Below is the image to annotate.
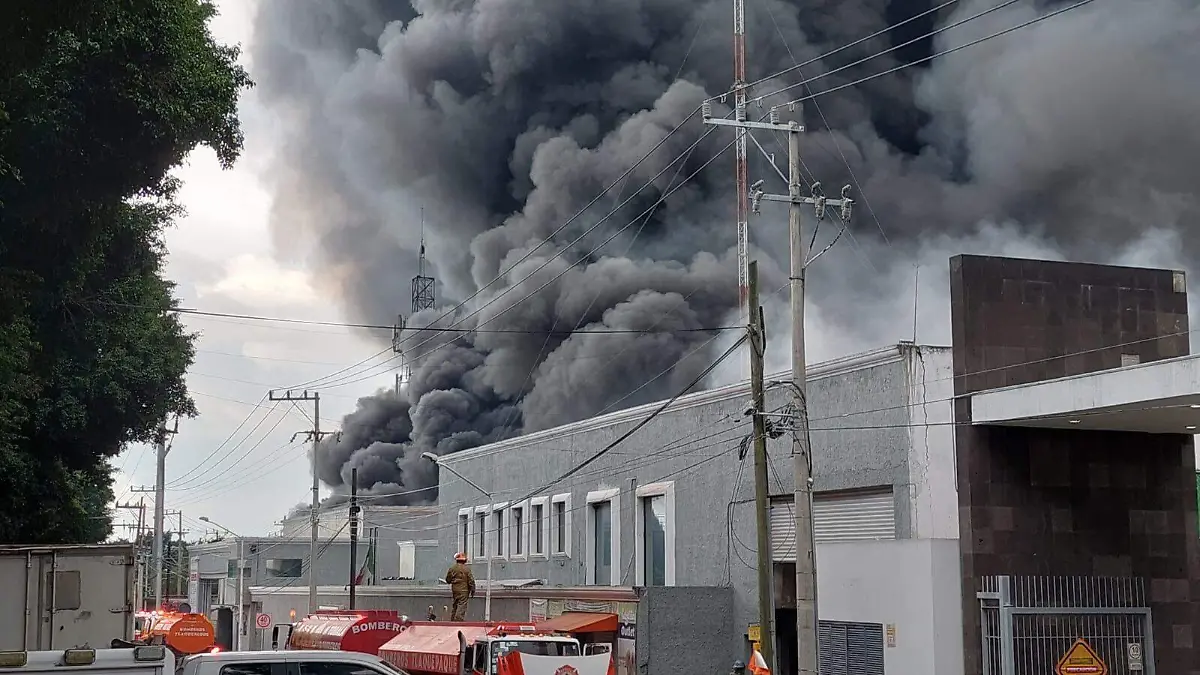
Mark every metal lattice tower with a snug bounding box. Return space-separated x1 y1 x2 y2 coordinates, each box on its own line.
411 208 435 314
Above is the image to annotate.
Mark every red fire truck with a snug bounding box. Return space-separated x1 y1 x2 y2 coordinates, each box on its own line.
377 621 612 675
286 611 407 655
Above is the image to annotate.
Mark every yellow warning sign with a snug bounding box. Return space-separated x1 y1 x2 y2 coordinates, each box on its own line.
1056 639 1108 675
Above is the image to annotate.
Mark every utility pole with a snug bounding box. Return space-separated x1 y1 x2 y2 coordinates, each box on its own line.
165 510 186 597
270 389 333 615
348 468 359 610
747 260 774 667
136 498 146 611
133 417 178 610
706 106 854 675
732 0 750 319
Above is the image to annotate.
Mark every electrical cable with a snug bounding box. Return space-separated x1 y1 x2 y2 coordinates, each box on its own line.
112 304 740 335
705 0 967 103
165 396 273 486
167 405 288 489
777 0 1101 108
320 127 738 391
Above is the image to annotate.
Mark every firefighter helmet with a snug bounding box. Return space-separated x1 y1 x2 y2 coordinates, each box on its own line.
454 552 467 562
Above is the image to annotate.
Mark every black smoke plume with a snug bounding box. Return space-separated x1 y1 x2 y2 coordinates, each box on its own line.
249 0 1200 505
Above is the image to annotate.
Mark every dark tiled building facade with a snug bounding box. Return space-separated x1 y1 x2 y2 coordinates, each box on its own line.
949 255 1200 674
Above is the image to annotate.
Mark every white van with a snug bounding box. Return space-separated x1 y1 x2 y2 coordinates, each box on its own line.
177 650 406 675
0 647 174 675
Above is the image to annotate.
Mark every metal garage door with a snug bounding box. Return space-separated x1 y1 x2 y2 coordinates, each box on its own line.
770 488 895 561
819 620 885 675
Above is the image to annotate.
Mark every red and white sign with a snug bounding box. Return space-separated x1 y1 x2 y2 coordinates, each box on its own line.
288 610 407 654
256 613 273 630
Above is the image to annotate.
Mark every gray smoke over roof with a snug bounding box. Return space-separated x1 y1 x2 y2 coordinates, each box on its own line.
249 0 1200 505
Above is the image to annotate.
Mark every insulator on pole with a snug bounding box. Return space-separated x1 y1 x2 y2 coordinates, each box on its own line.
702 101 713 119
769 107 780 125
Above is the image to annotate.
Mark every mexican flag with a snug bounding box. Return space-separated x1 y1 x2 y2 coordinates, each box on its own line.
354 533 376 585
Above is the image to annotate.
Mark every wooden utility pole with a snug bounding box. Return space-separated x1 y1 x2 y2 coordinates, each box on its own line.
269 389 335 615
747 260 774 666
348 468 359 609
713 101 855 674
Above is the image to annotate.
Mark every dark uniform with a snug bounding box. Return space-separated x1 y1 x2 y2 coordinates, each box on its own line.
445 561 476 621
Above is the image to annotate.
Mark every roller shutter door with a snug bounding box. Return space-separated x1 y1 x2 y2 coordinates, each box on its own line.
770 488 895 562
818 620 885 675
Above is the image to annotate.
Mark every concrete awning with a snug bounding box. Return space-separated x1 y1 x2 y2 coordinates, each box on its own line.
970 354 1200 433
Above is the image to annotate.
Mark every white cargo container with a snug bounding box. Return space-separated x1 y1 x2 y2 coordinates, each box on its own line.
0 545 137 650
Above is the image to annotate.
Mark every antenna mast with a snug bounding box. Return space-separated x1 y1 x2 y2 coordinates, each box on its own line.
733 0 749 319
411 207 435 314
396 208 437 393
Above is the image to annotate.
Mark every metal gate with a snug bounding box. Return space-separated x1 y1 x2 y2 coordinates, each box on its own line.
978 576 1154 675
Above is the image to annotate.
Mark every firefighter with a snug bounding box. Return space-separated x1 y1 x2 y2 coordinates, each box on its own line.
445 552 476 621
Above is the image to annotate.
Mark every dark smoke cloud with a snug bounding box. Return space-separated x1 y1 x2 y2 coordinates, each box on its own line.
248 0 1200 505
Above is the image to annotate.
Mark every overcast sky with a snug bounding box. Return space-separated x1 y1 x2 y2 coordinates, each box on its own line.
109 0 400 540
107 0 1200 541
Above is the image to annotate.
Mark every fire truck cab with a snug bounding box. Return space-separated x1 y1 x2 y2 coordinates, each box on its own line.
379 621 611 675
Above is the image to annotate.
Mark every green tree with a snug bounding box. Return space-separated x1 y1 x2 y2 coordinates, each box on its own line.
0 0 252 543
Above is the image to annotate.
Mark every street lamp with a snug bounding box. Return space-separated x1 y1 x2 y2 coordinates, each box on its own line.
421 452 494 622
200 516 244 650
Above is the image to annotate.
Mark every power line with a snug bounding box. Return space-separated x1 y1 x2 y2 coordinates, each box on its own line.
114 304 740 335
705 0 967 103
777 0 1101 108
319 129 738 391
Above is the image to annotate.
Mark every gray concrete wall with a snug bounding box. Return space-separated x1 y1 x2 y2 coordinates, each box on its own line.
635 586 733 675
434 345 918 666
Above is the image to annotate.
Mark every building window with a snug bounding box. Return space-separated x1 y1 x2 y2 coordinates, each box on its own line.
585 488 621 586
265 559 302 578
475 507 489 559
457 508 471 555
551 493 572 557
635 482 676 586
227 560 252 579
530 496 549 558
492 502 508 559
509 502 526 559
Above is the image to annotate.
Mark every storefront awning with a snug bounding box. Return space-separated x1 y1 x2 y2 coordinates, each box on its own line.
537 612 618 633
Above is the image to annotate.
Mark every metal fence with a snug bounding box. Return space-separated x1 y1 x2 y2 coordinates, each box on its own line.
978 576 1153 675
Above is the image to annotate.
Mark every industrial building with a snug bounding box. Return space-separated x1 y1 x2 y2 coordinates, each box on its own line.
248 255 1200 675
255 342 962 673
188 506 438 624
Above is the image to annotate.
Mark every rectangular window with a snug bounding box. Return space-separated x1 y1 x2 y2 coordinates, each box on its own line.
642 495 666 585
492 506 506 558
475 510 488 559
635 482 675 586
531 498 548 557
510 503 525 557
551 494 572 557
227 560 252 578
593 501 612 585
265 559 302 578
585 488 620 586
457 509 471 556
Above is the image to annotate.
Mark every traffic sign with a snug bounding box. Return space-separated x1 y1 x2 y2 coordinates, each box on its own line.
256 613 273 630
1056 639 1108 675
1127 643 1143 672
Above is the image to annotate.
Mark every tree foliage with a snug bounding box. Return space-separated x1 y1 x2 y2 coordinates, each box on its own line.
0 0 252 543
